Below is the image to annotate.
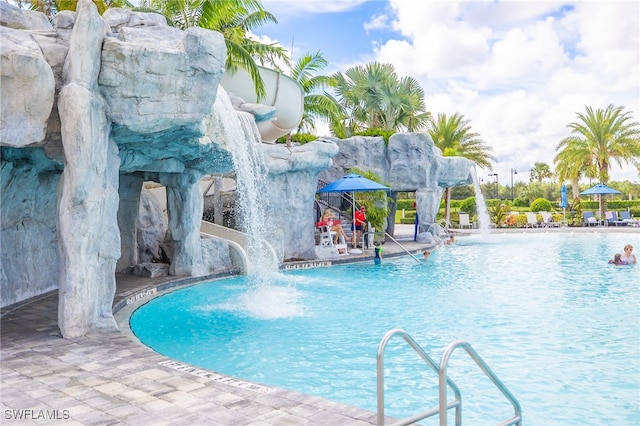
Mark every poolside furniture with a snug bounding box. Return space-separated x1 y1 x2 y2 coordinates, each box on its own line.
459 213 473 229
316 220 348 254
583 211 600 227
540 211 560 227
604 211 624 226
525 212 540 228
316 220 336 246
620 211 640 227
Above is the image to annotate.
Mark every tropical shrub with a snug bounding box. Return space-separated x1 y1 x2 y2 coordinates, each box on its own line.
530 198 552 212
512 197 529 207
353 128 395 144
276 133 318 144
348 167 390 235
488 202 511 226
396 199 415 210
459 196 477 214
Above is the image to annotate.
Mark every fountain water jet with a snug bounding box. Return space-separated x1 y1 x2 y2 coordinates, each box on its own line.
471 168 491 233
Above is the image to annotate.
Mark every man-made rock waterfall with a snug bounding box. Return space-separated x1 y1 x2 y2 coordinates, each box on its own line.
1 1 477 338
1 1 233 336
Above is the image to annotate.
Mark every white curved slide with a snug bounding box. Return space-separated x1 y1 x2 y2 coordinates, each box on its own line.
220 66 304 143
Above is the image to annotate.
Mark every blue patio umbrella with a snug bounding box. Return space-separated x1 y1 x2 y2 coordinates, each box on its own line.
560 185 568 224
317 174 390 241
579 183 621 196
317 173 390 193
560 185 568 209
579 183 621 219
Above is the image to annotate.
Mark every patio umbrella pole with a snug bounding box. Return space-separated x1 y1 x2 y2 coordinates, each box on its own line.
351 191 356 247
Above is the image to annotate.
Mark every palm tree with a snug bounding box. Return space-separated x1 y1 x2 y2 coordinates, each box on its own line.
555 104 640 184
427 113 495 226
286 50 342 145
329 62 430 137
554 151 597 198
555 104 640 216
150 0 289 100
529 162 553 184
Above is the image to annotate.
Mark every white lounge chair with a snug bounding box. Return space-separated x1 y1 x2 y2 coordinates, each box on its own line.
540 211 560 227
525 212 540 228
459 213 473 229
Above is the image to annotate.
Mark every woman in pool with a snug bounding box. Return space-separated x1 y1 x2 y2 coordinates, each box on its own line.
620 244 636 264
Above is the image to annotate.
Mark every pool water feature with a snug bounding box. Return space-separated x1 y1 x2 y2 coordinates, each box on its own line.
130 233 639 425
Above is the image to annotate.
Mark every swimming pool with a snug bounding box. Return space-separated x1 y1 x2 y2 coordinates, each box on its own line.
130 232 639 425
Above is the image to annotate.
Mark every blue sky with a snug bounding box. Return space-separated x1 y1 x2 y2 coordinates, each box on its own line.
257 0 640 184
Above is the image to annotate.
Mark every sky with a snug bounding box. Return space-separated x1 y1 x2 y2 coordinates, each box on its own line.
256 0 640 185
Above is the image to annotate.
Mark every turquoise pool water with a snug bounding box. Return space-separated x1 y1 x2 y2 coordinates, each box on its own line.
130 233 639 425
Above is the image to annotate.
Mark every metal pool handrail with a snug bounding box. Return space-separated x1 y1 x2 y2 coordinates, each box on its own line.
384 232 422 263
376 328 461 426
377 329 522 426
439 340 522 426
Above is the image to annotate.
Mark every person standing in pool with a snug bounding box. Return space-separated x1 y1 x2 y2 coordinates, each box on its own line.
374 245 383 265
620 244 636 264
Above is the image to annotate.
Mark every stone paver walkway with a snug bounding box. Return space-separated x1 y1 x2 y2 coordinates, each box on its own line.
2 231 434 425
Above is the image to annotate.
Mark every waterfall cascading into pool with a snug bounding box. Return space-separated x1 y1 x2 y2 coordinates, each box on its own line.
471 167 491 233
212 89 278 274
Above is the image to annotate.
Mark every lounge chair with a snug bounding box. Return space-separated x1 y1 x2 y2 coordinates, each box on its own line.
604 211 623 226
582 211 599 227
540 211 560 227
525 212 540 228
459 213 473 229
620 211 640 227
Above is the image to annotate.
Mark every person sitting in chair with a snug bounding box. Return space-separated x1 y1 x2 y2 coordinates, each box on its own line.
322 209 347 245
352 206 367 247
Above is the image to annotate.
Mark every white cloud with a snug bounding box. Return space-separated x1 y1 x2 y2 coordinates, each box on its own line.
374 0 640 182
364 13 390 32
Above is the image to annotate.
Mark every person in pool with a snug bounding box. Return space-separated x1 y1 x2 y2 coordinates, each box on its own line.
608 253 624 265
620 244 636 264
374 244 383 265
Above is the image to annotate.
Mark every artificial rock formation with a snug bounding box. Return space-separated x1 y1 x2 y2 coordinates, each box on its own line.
0 1 475 338
318 133 475 233
0 1 234 337
262 140 339 261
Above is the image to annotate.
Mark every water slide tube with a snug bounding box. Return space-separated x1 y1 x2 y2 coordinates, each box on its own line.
200 220 278 275
220 65 304 143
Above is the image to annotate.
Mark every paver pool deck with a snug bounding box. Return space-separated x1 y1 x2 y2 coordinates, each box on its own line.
2 225 637 425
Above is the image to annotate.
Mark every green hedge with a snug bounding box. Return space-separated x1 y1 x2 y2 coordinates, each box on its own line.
393 198 640 224
397 199 416 210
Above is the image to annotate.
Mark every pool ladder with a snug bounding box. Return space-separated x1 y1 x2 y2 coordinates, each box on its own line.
377 328 522 426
